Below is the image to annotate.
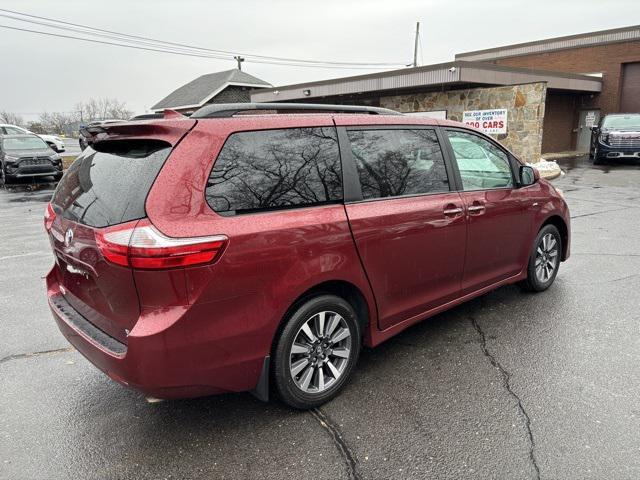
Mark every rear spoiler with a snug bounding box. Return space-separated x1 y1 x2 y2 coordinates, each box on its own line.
80 115 196 149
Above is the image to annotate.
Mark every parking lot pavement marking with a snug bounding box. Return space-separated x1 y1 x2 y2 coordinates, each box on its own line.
0 347 73 366
0 251 50 262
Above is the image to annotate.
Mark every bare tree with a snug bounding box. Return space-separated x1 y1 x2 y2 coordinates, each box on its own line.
74 98 133 122
0 111 24 126
26 122 46 134
36 97 133 135
39 111 76 135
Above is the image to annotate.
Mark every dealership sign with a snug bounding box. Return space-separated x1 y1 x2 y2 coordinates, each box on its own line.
462 109 508 134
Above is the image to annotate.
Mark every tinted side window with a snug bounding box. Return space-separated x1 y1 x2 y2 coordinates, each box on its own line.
347 129 449 200
447 130 513 190
206 127 342 215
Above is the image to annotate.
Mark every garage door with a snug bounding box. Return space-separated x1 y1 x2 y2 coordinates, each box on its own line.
621 62 640 113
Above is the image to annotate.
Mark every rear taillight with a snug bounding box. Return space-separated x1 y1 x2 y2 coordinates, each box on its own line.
95 219 227 270
44 203 56 232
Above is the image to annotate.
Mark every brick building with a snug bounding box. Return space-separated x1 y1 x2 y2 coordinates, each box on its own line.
456 25 640 153
253 25 640 161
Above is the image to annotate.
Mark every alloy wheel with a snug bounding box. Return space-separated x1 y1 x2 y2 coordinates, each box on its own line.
535 233 559 283
289 310 352 394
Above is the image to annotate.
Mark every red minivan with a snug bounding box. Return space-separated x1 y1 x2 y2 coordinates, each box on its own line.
45 103 570 409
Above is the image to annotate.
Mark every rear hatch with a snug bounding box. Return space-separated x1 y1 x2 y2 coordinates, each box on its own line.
48 120 194 343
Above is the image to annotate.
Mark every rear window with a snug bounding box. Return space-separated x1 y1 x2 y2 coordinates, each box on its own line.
205 127 342 215
51 140 170 228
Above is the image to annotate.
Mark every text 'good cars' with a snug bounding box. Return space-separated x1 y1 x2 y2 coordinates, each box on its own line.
1 134 63 184
44 103 570 409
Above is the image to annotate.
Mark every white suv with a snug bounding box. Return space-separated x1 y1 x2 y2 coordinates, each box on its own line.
0 124 65 152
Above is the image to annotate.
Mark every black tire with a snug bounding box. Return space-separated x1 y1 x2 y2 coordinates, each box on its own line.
593 146 605 165
0 164 12 186
519 224 562 292
273 294 361 409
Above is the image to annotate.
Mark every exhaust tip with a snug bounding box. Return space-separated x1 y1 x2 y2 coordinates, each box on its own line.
145 396 164 404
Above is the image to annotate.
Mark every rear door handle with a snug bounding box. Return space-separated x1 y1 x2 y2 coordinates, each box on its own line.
468 203 486 215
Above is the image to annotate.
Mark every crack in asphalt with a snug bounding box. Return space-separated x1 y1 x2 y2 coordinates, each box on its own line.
570 206 635 219
310 407 361 480
0 347 73 365
470 315 541 480
564 196 640 209
572 253 640 258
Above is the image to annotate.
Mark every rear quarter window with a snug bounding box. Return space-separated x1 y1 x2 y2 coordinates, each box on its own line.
52 140 170 228
205 127 342 215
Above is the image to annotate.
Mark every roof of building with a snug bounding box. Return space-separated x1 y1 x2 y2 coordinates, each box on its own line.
456 24 640 62
250 61 602 103
152 69 271 111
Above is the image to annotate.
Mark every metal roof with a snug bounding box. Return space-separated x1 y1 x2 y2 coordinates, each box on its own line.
151 69 271 110
456 24 640 62
250 61 602 103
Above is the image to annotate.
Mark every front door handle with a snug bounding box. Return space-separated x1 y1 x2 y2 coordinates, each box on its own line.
443 204 463 217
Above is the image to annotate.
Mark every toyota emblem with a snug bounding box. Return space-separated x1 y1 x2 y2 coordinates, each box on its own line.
64 228 74 247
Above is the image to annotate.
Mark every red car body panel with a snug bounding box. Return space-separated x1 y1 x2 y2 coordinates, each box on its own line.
48 219 139 344
345 192 466 330
46 113 571 399
458 188 535 294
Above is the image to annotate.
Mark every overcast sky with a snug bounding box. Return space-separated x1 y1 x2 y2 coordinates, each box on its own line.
1 0 639 121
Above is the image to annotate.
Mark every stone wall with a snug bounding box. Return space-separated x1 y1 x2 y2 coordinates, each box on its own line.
380 82 548 163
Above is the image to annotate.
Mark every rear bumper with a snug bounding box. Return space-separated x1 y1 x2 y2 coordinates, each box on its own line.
46 269 264 399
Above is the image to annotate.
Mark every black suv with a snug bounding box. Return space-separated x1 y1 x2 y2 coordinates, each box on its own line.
0 134 63 184
590 113 640 164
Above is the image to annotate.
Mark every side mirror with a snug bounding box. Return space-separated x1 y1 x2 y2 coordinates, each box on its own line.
590 125 599 133
519 165 538 186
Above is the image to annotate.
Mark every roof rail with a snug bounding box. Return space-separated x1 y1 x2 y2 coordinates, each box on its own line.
190 102 400 118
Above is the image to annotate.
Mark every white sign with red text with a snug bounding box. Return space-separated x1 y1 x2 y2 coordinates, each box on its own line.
462 109 508 134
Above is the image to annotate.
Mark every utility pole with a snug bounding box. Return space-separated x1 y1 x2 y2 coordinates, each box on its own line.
234 56 245 70
412 22 420 68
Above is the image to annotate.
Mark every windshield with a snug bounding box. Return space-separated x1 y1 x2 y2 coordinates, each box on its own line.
2 136 48 151
602 115 640 129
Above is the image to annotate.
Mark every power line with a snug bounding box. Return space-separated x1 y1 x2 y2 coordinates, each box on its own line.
0 23 405 70
0 8 408 68
0 12 233 59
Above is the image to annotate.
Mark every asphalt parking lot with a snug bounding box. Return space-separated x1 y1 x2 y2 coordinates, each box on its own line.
1 156 639 480
61 142 82 157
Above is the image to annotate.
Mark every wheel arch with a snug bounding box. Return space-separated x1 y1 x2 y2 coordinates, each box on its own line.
540 215 569 261
271 280 372 354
